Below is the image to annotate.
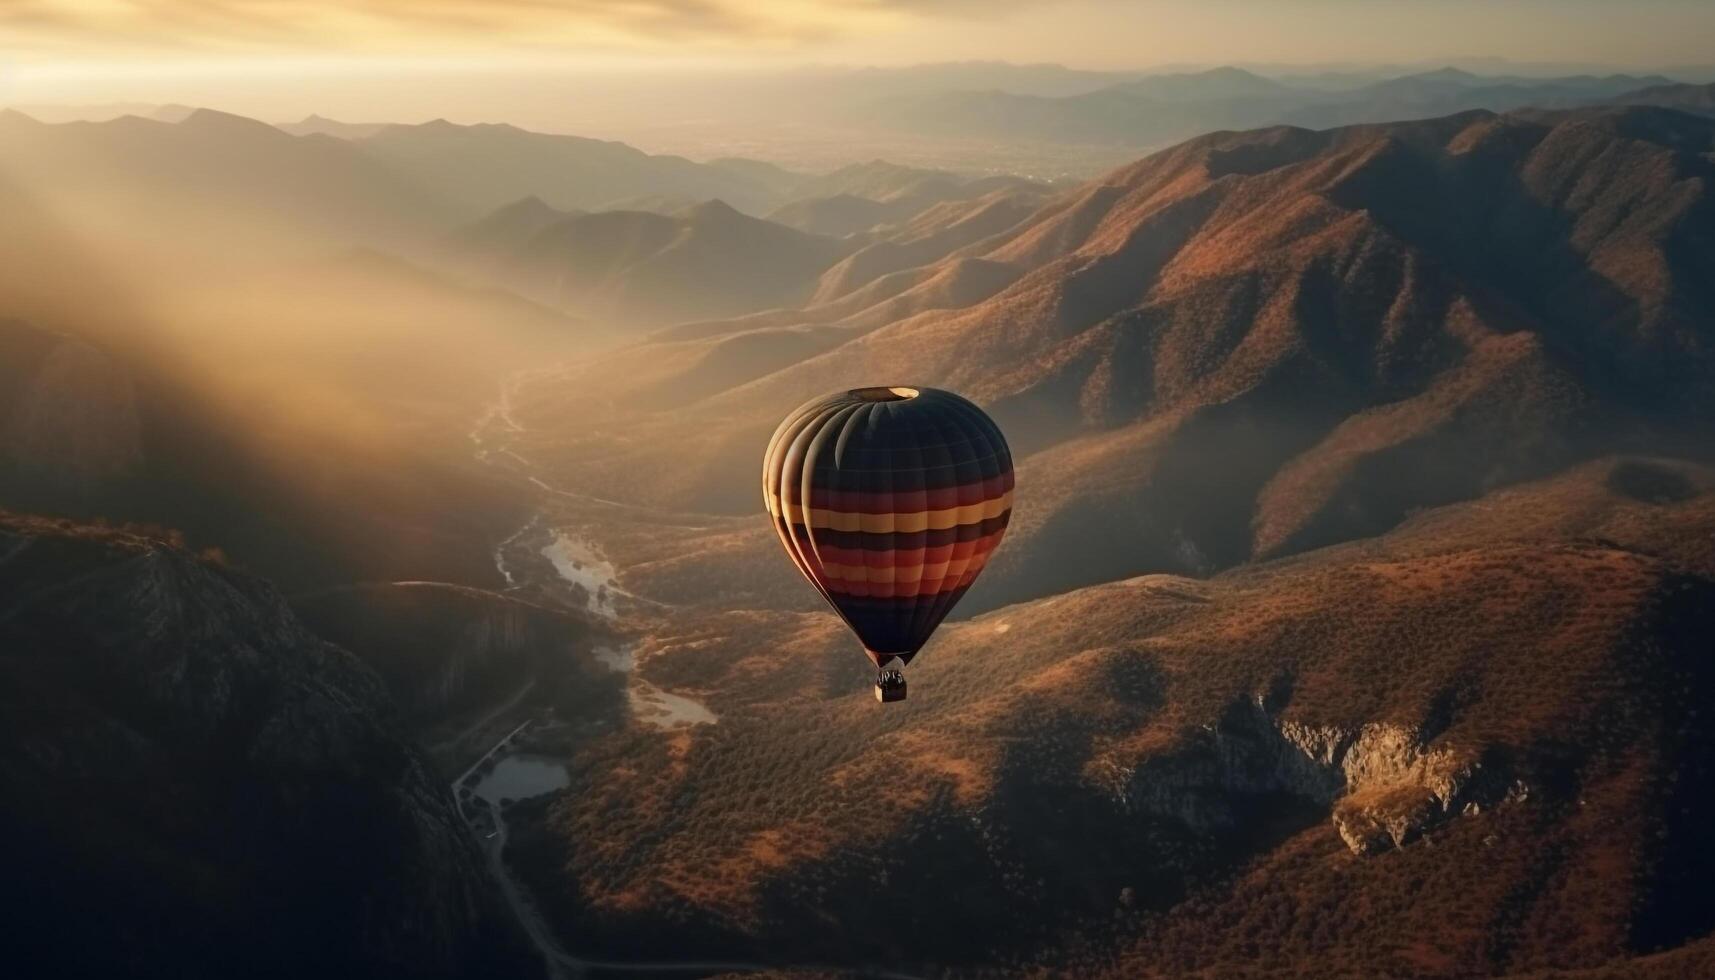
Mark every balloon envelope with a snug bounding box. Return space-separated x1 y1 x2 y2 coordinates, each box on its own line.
762 386 1013 667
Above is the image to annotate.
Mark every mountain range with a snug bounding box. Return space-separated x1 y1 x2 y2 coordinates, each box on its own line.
444 164 1056 326
856 66 1685 149
464 106 1714 974
2 84 1714 978
504 105 1715 606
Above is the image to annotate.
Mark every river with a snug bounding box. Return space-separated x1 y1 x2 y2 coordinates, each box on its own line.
468 371 717 729
457 374 920 980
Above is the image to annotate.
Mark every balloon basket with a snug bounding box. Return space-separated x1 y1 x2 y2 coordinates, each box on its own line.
874 670 907 703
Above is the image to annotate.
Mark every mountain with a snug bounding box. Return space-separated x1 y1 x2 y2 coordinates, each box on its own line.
783 159 1049 212
505 458 1715 974
1106 66 1297 102
0 514 541 979
0 108 457 257
451 194 582 254
765 192 897 237
0 108 839 266
449 199 861 326
807 187 1046 303
278 112 390 139
856 67 1684 149
501 107 1715 609
1284 71 1681 130
351 118 802 216
819 61 1148 99
475 113 1715 975
1 102 198 123
0 262 547 594
1609 81 1715 114
292 581 624 766
393 111 1715 979
764 161 1049 238
856 80 1306 147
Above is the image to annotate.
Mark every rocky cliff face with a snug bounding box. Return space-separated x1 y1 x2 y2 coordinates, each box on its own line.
1118 696 1524 855
0 514 540 980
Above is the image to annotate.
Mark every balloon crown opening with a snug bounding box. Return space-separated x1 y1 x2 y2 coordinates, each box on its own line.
850 386 920 402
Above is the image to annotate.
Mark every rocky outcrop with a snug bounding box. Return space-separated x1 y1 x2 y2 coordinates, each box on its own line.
1120 696 1522 855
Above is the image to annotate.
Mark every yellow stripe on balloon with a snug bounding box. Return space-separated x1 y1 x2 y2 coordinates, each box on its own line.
803 492 1012 533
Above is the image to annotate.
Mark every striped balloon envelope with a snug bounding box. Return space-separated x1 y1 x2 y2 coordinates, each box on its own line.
763 386 1013 691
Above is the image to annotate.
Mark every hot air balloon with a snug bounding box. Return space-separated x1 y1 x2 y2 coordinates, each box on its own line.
763 386 1013 702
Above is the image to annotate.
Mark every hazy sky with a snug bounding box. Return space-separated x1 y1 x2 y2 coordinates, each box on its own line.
5 0 1712 118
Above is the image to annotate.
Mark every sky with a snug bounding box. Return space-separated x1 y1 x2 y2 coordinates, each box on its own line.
4 0 1712 120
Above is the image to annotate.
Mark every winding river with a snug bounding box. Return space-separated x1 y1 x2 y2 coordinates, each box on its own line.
457 373 758 979
458 374 924 980
468 372 717 731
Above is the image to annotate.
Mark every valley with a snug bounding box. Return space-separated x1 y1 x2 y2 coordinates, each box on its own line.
3 56 1714 978
442 103 1715 978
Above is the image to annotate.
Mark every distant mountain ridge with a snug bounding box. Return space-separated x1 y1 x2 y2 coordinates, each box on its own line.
0 107 456 256
449 199 860 326
857 66 1684 147
1606 81 1715 114
442 162 1055 327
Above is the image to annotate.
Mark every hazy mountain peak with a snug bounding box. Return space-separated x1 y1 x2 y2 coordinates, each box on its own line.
276 113 389 139
496 194 558 216
149 104 199 122
683 197 744 222
1194 65 1273 81
1110 65 1295 101
179 107 282 136
1409 66 1485 84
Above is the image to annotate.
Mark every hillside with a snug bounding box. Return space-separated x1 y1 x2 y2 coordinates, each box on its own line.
351 118 802 215
0 109 1024 273
767 166 1050 238
504 459 1715 975
0 514 541 979
450 200 861 326
1608 81 1715 114
0 295 554 611
504 106 1715 609
0 108 455 258
1283 71 1677 129
292 581 623 767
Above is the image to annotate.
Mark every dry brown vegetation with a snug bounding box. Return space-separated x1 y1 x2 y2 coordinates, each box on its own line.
502 460 1715 975
6 101 1714 979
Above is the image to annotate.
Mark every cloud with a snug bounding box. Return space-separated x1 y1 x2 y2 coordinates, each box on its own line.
0 0 952 57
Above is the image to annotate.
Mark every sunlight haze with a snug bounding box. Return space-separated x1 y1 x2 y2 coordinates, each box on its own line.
4 2 1715 977
8 0 1715 123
